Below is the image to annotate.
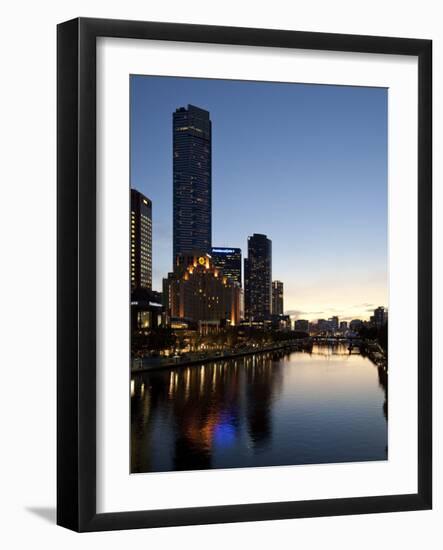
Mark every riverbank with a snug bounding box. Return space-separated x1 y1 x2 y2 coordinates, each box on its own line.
360 340 388 369
131 340 311 373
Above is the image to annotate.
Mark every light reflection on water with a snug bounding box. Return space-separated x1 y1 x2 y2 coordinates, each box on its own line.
131 344 387 473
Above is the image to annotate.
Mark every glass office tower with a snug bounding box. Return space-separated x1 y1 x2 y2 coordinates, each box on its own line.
244 233 272 321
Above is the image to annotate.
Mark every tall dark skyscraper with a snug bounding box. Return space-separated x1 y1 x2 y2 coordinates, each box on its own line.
272 280 284 315
244 234 272 321
210 247 242 286
173 105 212 262
131 189 152 290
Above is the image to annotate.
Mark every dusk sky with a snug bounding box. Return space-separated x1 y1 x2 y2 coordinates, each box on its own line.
130 75 388 322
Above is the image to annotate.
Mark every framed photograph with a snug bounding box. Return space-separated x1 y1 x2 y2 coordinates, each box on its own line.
57 17 432 531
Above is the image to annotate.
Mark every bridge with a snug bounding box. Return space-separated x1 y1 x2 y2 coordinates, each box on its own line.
310 335 361 344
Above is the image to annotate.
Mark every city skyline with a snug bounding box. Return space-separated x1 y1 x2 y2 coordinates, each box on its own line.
131 75 388 321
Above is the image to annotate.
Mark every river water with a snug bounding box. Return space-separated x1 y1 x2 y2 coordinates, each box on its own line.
131 344 387 473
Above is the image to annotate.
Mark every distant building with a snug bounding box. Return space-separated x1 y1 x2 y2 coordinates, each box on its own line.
210 247 242 285
295 319 310 333
164 251 241 327
131 189 152 290
244 234 272 321
270 314 291 331
317 319 330 332
349 319 363 332
272 281 284 315
173 105 212 262
339 321 348 331
372 306 388 328
329 316 339 332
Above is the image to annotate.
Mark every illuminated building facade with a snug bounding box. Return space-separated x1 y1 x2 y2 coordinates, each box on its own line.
164 252 241 326
210 247 242 285
173 105 212 262
131 189 152 290
272 280 284 315
244 233 272 321
130 288 163 333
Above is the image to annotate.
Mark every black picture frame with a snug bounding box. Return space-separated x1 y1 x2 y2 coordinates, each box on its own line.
57 17 432 532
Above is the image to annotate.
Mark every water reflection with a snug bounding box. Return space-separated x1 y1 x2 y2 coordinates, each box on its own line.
131 344 387 473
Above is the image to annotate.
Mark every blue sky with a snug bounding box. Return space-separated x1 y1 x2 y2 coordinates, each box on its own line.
131 75 387 321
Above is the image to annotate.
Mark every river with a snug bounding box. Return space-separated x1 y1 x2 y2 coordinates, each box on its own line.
131 344 387 473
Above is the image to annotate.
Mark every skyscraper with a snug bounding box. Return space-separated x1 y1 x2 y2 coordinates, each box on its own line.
244 234 272 321
131 189 152 290
173 105 212 262
272 280 284 315
210 247 242 286
372 306 388 327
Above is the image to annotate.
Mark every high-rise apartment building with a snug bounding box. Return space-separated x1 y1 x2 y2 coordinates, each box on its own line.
173 105 212 262
131 189 152 290
272 280 284 315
